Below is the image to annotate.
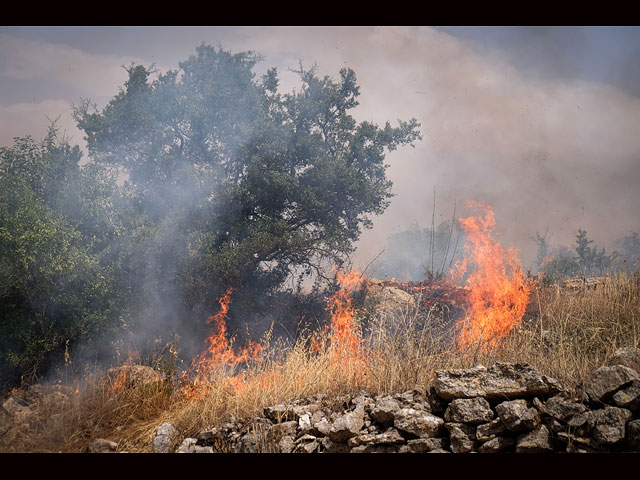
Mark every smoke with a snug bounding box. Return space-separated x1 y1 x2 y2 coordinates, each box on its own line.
2 27 640 387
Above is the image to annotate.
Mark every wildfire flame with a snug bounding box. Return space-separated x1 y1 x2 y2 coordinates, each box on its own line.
181 288 262 398
453 202 532 351
314 270 369 382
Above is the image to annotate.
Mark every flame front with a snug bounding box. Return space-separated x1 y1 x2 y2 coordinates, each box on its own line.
181 288 262 398
454 202 532 351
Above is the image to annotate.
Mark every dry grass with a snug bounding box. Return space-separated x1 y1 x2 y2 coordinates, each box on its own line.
2 272 639 452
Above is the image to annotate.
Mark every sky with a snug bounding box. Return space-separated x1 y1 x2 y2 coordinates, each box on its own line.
1 26 639 272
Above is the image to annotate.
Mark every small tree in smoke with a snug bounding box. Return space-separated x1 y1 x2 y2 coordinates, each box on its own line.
73 45 422 345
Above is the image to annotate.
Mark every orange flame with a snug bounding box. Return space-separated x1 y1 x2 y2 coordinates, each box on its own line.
181 288 262 399
316 270 368 383
454 202 532 351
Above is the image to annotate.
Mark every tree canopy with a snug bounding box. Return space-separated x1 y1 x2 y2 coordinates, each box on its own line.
74 44 422 315
0 44 422 389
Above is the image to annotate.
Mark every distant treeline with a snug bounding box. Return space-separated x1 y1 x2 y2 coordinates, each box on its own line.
370 221 640 284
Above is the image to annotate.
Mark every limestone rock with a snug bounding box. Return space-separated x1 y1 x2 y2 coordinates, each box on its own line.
444 397 494 424
434 363 562 400
348 427 405 447
293 434 319 453
176 437 213 453
611 379 640 411
153 422 179 453
278 435 296 453
585 365 639 403
445 422 476 453
627 419 640 452
477 435 516 453
586 406 632 445
369 396 401 426
542 395 588 422
264 404 295 423
476 418 507 442
328 406 365 443
393 408 444 438
516 425 553 453
495 399 540 432
320 436 351 453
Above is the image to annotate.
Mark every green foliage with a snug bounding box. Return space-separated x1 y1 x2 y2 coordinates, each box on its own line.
0 128 134 389
73 44 422 320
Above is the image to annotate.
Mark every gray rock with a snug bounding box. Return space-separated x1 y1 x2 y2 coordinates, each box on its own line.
444 397 494 424
434 363 562 400
403 437 448 453
328 406 365 442
586 406 633 445
495 399 540 432
628 419 640 452
542 395 588 422
351 444 400 453
478 435 516 453
278 435 295 453
369 396 401 426
585 365 639 403
392 391 416 405
293 434 319 453
607 347 640 371
516 425 553 453
298 413 312 433
271 420 298 438
176 437 214 453
233 432 260 453
348 427 405 447
264 404 295 423
84 438 118 453
313 418 332 436
445 422 476 453
320 436 351 453
153 422 179 453
476 419 507 442
428 448 451 453
612 379 640 411
394 408 444 438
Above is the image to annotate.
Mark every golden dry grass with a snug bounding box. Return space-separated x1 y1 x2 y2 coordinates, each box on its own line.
1 272 639 452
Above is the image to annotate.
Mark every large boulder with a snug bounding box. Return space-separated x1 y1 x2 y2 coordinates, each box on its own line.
393 408 444 438
153 422 180 453
444 397 494 424
586 406 633 445
434 363 562 400
327 406 365 443
584 365 639 403
366 279 416 318
495 399 540 432
516 425 553 453
612 379 640 411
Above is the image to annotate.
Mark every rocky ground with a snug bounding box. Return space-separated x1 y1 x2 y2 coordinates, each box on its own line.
147 347 640 454
4 348 640 453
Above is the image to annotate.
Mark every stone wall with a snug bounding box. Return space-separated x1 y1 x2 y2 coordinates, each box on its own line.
159 349 640 453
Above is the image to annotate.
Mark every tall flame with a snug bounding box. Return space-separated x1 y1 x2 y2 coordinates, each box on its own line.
181 288 262 398
454 202 532 351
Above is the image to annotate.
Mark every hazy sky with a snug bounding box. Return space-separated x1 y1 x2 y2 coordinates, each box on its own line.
1 26 639 271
